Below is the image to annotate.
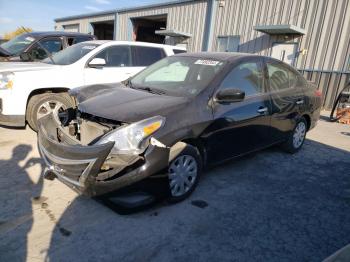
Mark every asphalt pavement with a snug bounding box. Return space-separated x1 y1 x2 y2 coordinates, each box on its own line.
0 112 349 262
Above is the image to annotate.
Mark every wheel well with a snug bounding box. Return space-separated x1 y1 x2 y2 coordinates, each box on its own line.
26 88 70 109
302 114 311 131
181 138 207 165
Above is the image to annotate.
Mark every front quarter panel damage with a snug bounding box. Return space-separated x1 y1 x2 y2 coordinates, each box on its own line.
38 113 170 196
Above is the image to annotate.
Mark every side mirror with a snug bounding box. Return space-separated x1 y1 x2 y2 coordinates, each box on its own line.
88 58 106 68
215 89 245 103
20 52 33 62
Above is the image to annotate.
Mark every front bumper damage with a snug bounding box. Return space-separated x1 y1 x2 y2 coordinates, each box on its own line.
38 113 169 197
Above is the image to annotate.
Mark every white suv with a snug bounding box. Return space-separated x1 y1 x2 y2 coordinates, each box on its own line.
0 40 186 130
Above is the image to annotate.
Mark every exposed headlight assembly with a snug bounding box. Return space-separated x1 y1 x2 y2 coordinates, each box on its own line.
97 116 165 155
0 72 14 90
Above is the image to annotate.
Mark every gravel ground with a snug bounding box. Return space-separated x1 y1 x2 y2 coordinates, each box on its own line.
0 112 349 262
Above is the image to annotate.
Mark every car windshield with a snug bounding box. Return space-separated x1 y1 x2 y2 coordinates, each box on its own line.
130 56 225 97
0 34 36 55
42 42 100 65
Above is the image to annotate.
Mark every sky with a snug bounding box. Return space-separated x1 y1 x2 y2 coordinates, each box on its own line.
0 0 167 36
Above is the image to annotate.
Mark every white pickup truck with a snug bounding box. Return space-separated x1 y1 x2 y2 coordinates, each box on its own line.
0 40 185 130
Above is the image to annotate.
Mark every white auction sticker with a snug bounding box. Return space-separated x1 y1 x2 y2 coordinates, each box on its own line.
25 37 35 42
194 59 220 66
82 46 96 50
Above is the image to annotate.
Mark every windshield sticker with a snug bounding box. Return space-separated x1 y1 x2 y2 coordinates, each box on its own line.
82 45 96 50
194 59 220 66
25 37 35 42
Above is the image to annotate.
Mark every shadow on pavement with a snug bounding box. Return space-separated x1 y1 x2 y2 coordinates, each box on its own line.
43 138 350 262
0 145 45 262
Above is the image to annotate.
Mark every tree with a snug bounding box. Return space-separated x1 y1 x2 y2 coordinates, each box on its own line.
4 27 33 40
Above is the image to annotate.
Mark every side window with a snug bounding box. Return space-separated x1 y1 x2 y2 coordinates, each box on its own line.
267 62 300 91
73 36 92 45
67 37 75 46
297 74 307 87
220 61 264 97
173 49 187 54
132 46 166 67
38 38 62 54
95 46 132 67
30 38 62 60
29 44 48 60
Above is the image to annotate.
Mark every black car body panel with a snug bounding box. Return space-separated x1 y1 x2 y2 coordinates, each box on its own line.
38 52 321 197
73 83 191 123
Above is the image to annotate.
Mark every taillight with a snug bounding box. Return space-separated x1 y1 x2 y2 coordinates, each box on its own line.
314 90 322 97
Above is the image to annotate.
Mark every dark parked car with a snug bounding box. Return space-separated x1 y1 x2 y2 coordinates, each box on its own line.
38 52 322 202
0 31 96 62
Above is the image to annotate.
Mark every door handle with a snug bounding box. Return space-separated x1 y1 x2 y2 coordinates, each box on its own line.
296 99 304 105
257 107 268 114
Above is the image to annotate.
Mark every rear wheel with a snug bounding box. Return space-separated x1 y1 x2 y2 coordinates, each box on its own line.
167 143 202 202
26 92 74 131
281 117 307 153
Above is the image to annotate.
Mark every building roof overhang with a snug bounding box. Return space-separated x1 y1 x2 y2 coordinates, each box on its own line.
254 24 306 35
155 29 192 38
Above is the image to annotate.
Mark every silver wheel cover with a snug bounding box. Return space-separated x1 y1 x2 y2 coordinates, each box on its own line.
168 155 198 197
293 121 306 148
37 100 65 122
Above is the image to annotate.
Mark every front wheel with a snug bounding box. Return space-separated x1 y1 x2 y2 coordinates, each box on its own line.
26 92 74 132
281 117 307 153
167 143 202 202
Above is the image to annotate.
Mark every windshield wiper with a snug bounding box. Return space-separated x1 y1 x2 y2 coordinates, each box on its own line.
123 79 133 88
133 86 166 95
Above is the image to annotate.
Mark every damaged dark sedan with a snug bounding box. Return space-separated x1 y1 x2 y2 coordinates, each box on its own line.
38 53 321 202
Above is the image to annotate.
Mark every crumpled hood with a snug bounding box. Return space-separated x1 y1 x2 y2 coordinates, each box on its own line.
70 83 190 123
0 61 57 73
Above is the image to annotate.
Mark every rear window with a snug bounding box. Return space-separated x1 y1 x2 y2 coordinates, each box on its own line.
173 49 187 54
132 46 166 67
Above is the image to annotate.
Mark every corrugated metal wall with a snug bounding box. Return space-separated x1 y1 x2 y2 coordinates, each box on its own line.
56 13 115 34
117 0 208 52
211 0 350 72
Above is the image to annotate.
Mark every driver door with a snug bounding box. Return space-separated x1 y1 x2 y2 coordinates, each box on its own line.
84 45 138 85
206 58 272 163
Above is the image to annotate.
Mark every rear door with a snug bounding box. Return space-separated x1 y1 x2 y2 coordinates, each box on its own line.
84 45 135 85
265 58 305 141
206 58 272 163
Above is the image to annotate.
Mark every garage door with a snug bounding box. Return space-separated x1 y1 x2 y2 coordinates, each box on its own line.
63 24 79 32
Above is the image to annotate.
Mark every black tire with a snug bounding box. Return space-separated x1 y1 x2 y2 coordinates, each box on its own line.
167 142 202 203
26 92 74 132
281 117 307 154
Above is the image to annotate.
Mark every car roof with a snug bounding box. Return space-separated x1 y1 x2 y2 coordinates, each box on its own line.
23 31 94 39
83 40 187 50
175 52 261 61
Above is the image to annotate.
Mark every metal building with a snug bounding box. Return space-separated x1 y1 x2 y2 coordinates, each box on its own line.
55 0 350 109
